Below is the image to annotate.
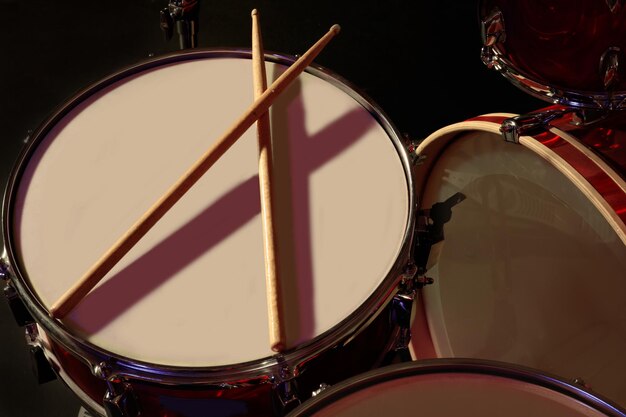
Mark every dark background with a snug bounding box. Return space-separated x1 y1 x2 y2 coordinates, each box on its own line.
0 1 542 416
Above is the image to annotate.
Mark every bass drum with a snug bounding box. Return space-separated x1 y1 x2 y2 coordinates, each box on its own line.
286 359 626 417
1 50 415 417
409 109 626 408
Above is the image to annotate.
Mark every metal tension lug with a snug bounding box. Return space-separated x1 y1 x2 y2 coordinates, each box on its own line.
599 46 624 93
480 8 506 69
500 109 571 143
390 294 413 347
103 380 140 417
24 324 57 384
3 282 34 326
29 345 57 384
94 362 139 417
272 366 301 416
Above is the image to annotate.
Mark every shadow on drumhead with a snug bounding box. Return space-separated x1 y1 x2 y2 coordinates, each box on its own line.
66 72 376 352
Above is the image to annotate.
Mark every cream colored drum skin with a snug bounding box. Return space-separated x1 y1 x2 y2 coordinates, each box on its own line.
410 113 626 408
1 50 414 416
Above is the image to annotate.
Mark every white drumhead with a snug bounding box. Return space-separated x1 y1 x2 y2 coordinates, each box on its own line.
416 126 626 405
12 55 409 366
302 372 610 417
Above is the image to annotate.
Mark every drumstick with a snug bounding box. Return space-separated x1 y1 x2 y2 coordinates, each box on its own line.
251 9 286 352
49 23 341 319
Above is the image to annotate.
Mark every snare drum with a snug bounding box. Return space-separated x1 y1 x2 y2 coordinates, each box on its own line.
480 0 626 109
286 359 626 417
1 50 415 416
410 109 626 408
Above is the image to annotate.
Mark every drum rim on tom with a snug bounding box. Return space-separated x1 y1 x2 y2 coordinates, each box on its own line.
479 1 626 110
0 48 417 385
285 358 626 417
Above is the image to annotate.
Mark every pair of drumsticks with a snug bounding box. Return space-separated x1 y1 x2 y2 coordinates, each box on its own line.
49 11 341 352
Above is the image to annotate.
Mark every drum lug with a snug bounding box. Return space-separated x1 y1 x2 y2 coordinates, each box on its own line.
390 293 413 350
160 0 200 49
24 324 57 384
271 365 301 415
1 258 34 326
29 345 58 384
95 362 140 417
403 135 426 166
500 108 572 143
599 46 624 93
480 8 506 70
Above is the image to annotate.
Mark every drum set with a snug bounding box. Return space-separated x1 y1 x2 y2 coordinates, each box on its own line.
1 1 625 416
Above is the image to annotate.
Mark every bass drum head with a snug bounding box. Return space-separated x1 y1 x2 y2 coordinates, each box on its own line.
5 51 411 368
286 360 625 417
411 119 626 407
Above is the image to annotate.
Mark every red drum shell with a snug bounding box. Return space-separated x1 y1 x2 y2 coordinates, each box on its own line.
481 0 626 106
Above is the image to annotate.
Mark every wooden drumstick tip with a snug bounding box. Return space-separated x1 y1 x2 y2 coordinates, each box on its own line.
251 8 258 16
330 24 341 34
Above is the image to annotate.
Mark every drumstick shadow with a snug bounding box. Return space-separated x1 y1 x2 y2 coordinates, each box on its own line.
67 176 261 334
68 72 375 341
270 69 375 346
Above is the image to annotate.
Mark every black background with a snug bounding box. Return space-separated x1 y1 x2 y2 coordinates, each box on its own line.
0 1 543 416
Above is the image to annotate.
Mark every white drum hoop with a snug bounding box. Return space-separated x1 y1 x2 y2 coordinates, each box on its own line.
1 49 416 386
409 112 626 409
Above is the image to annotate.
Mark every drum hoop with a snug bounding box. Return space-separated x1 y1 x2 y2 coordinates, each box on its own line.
1 49 416 383
416 116 626 246
285 359 626 417
484 45 626 110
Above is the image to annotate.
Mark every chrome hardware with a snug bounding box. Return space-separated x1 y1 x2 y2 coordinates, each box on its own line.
500 109 572 143
600 47 624 92
103 380 140 417
1 258 33 326
30 345 57 384
93 361 112 379
482 9 506 47
160 0 199 49
481 9 506 70
312 383 330 397
23 129 33 144
400 263 418 287
96 363 140 417
24 324 57 384
24 323 39 346
390 293 413 349
270 364 301 415
4 281 33 326
0 258 10 280
403 134 425 166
